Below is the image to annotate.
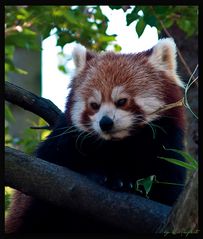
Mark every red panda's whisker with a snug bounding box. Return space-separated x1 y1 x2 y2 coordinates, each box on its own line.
75 131 88 154
78 130 98 149
52 125 75 131
47 127 78 140
75 130 99 154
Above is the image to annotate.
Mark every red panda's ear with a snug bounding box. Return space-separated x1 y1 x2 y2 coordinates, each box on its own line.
72 44 96 72
148 38 184 87
148 38 177 73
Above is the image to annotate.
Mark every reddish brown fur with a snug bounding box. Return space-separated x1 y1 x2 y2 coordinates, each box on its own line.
9 49 184 230
5 190 32 233
68 49 185 130
5 41 186 233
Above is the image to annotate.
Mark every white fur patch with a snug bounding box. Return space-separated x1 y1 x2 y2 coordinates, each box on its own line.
148 38 184 88
174 75 185 88
149 38 176 71
135 95 163 122
71 99 86 130
90 103 115 132
111 86 129 102
88 89 102 105
72 44 87 73
90 103 134 140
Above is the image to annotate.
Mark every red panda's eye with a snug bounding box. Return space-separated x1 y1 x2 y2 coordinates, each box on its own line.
115 98 127 107
90 102 100 110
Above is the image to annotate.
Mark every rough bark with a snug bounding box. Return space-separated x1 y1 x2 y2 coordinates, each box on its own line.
5 81 62 128
5 146 171 233
159 24 198 235
5 82 198 233
160 170 198 234
161 25 198 161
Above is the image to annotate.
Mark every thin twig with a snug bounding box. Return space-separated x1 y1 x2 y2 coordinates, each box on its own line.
147 98 184 116
30 125 51 130
184 68 198 119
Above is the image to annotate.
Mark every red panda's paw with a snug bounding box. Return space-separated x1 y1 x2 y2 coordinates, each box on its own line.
104 177 135 193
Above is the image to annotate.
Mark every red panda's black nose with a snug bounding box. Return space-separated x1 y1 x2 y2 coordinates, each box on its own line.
99 116 114 132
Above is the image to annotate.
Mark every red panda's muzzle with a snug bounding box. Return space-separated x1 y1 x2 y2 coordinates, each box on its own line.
99 116 114 132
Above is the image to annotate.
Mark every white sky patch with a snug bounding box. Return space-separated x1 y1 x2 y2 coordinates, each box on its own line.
42 36 72 111
101 6 158 53
42 6 158 111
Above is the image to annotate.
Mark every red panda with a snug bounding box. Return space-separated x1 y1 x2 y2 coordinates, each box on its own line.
5 38 186 233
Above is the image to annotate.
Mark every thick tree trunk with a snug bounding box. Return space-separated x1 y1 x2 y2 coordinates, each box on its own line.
158 170 198 234
160 25 198 234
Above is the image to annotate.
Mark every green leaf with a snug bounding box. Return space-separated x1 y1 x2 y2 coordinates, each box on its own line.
64 11 79 25
58 65 67 74
163 18 174 29
98 35 116 42
20 125 42 154
136 18 146 37
15 67 28 75
143 15 157 27
5 58 27 75
158 157 197 170
162 147 198 168
177 18 193 36
6 28 40 50
153 6 173 16
5 46 15 60
109 6 122 10
135 175 156 196
113 44 122 52
126 6 140 26
56 31 75 47
126 13 137 26
5 105 15 122
5 187 14 214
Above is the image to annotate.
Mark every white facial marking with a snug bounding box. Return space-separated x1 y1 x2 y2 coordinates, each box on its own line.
174 75 186 88
135 95 163 122
71 98 86 130
72 44 87 73
148 38 184 88
88 89 102 105
111 86 128 102
90 103 115 133
90 103 134 140
148 38 176 72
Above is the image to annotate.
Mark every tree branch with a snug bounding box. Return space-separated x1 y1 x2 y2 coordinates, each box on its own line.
158 170 198 234
5 81 62 128
5 146 171 233
5 83 198 233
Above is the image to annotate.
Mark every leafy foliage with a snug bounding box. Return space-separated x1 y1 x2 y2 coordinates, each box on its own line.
134 146 197 197
5 6 118 152
124 6 198 38
5 5 198 214
135 175 156 197
5 117 50 153
5 187 14 215
158 147 198 170
5 6 117 77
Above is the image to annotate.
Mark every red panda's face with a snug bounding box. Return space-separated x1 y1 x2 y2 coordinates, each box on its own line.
69 39 184 140
72 84 145 140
